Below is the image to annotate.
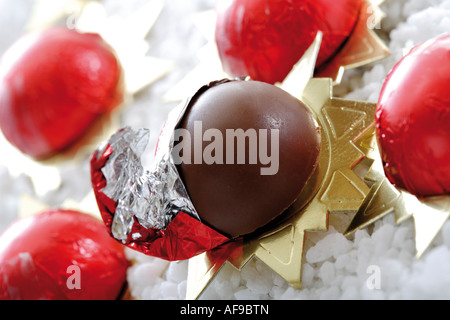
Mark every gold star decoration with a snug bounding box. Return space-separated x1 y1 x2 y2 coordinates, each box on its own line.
0 0 172 197
185 34 382 299
344 126 450 259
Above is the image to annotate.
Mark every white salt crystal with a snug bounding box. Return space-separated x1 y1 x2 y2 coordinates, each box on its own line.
419 247 450 296
140 286 155 300
199 286 219 300
165 261 188 283
360 285 386 300
392 225 411 248
215 280 235 299
0 195 18 233
160 281 178 299
279 287 300 300
124 247 153 263
381 0 409 30
306 231 353 263
128 259 168 291
379 259 405 292
0 0 31 55
318 261 335 284
177 280 187 299
269 286 285 299
239 261 273 296
0 165 10 191
403 0 441 17
138 277 163 300
341 276 359 292
442 220 450 249
301 263 315 287
229 268 242 289
353 228 370 245
246 276 272 296
340 286 359 300
335 252 357 274
372 223 396 255
272 272 287 288
319 286 340 300
234 288 261 300
11 173 34 196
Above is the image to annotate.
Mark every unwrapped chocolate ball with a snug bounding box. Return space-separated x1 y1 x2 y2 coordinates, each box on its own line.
91 78 321 260
376 35 450 197
0 209 129 300
0 28 124 159
175 79 321 238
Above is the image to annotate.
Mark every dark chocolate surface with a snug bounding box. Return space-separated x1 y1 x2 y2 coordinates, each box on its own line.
175 80 321 238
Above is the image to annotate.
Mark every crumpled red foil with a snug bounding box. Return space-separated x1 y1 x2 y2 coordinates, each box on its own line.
376 35 450 198
90 145 230 261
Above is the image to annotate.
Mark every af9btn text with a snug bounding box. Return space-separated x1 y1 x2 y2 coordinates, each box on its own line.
180 303 269 317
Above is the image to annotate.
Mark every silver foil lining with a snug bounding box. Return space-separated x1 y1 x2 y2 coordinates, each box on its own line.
97 81 234 243
99 124 199 243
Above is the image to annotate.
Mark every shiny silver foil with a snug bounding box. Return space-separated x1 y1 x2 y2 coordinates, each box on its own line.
98 101 199 243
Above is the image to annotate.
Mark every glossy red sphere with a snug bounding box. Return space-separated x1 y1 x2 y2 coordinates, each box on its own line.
0 210 129 300
215 0 363 84
376 35 450 198
0 28 124 159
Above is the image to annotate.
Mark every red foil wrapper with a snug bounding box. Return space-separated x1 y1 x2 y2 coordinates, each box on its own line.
0 28 124 159
0 209 129 300
90 131 230 262
215 0 363 84
376 35 450 197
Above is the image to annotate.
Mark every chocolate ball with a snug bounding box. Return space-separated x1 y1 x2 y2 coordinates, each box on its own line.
174 80 321 238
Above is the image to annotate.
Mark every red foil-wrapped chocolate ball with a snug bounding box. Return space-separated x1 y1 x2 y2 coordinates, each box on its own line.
215 0 363 84
0 210 129 300
376 35 450 197
0 28 124 159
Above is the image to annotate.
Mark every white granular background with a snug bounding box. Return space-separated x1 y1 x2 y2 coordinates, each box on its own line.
1 0 450 300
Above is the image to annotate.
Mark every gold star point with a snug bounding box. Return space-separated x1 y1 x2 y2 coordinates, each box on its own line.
344 134 450 259
411 196 450 258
